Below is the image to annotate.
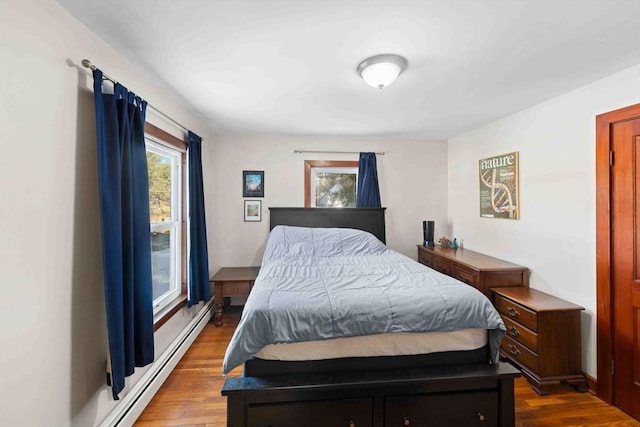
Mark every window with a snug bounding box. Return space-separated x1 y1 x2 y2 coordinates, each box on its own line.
145 123 187 327
304 160 358 207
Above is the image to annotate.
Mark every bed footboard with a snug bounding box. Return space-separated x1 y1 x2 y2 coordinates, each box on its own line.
222 362 520 427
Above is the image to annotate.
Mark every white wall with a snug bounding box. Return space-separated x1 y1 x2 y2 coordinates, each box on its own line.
205 135 448 272
0 1 215 426
447 64 640 378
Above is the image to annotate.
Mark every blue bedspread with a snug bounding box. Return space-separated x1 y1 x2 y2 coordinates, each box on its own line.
222 226 505 374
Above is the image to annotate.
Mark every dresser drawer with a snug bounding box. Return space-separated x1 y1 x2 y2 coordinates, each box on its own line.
223 281 251 296
433 257 453 275
248 398 371 427
453 264 479 286
502 316 538 352
418 250 434 268
502 335 539 373
495 295 538 332
385 391 498 427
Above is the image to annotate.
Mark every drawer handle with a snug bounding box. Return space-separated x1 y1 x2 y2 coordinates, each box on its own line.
508 344 520 356
508 326 520 337
477 412 486 421
403 416 410 426
349 420 355 427
507 306 520 317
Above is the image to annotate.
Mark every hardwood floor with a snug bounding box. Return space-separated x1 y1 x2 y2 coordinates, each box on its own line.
135 310 639 427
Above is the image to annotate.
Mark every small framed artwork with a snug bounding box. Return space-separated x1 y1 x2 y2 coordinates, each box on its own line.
244 200 262 222
243 170 264 198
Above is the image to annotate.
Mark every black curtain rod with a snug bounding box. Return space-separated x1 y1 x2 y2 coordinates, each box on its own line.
81 59 189 134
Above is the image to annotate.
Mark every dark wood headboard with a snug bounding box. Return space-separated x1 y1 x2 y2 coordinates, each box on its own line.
269 207 386 243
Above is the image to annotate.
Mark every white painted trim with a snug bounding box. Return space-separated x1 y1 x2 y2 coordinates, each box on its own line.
99 301 214 427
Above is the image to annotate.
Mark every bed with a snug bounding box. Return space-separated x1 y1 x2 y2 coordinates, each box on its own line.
221 207 520 427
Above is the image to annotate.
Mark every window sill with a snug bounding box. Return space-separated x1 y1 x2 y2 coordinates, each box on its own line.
153 293 187 331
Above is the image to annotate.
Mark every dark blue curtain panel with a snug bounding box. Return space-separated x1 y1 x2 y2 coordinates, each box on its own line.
92 69 154 399
356 152 382 207
187 131 211 307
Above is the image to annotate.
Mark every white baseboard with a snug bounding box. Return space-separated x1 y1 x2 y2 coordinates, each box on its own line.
100 300 214 427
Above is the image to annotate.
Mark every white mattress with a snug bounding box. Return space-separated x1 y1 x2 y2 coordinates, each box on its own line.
253 328 487 361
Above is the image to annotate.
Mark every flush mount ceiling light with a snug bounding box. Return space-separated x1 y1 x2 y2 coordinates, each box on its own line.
357 54 408 89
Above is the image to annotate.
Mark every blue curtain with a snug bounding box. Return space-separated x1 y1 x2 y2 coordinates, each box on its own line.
92 69 154 400
187 131 211 306
356 152 382 207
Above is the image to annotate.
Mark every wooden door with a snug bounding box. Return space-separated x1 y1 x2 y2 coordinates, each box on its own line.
612 117 640 418
597 103 640 420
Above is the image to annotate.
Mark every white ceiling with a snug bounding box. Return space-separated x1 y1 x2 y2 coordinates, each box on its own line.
57 0 640 140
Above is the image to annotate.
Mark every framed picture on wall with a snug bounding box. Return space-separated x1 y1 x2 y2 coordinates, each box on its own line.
244 200 262 222
243 170 264 197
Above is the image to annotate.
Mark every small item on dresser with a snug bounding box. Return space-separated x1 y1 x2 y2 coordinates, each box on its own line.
438 237 452 247
452 238 458 249
422 220 435 247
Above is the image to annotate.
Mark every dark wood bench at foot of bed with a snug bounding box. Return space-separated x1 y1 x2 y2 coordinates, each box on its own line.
222 362 521 427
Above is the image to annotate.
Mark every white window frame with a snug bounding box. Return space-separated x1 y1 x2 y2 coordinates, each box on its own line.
146 136 183 315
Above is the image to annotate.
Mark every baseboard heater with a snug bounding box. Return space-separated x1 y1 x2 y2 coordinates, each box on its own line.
100 300 214 427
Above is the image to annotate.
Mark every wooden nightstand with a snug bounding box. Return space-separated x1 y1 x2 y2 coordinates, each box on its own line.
210 266 259 326
491 287 586 395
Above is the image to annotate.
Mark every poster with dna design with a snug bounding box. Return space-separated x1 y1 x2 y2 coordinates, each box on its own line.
479 152 519 219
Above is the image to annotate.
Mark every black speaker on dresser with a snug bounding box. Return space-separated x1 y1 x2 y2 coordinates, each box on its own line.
423 220 435 247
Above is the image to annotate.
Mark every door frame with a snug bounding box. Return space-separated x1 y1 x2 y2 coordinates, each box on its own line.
595 102 640 403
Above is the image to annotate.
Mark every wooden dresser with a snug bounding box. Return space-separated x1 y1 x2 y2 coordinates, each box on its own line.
416 245 529 299
491 287 586 395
